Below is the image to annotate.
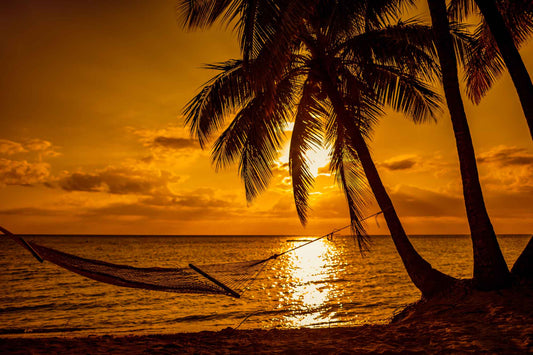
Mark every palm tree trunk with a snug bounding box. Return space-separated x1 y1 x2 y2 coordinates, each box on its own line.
474 0 533 140
427 0 511 290
322 78 456 298
350 129 457 297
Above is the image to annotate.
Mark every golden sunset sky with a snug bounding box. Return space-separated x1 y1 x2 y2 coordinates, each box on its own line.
1 0 531 235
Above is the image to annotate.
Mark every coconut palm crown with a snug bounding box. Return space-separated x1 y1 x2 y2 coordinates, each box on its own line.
450 0 533 139
183 9 457 297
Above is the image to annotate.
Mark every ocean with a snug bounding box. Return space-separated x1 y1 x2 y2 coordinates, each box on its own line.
0 234 529 337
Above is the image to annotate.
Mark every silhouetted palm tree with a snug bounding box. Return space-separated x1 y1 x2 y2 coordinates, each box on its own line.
426 0 511 290
450 0 533 139
182 7 457 297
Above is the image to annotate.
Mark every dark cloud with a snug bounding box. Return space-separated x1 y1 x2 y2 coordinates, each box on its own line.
477 146 533 167
79 198 239 221
56 167 177 195
0 207 60 216
59 172 102 192
140 191 231 208
152 136 198 150
381 157 417 171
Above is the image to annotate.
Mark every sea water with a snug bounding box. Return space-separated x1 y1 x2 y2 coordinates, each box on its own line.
0 235 529 337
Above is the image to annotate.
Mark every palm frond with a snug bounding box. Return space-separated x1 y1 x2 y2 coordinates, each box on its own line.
460 0 533 103
235 0 280 63
363 0 416 30
498 0 533 45
339 20 440 81
289 78 325 225
463 23 506 104
335 67 381 138
239 96 287 202
448 0 477 22
329 122 370 252
211 76 293 201
368 64 442 123
211 103 253 171
448 21 476 69
183 59 250 148
176 0 234 29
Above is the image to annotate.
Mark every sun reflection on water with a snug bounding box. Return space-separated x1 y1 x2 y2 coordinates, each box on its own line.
277 237 342 328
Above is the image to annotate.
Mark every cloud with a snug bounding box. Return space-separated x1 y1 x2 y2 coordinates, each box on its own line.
477 145 533 167
477 145 533 193
0 138 61 187
68 187 242 221
380 155 418 171
139 188 232 208
126 125 206 170
0 206 62 216
128 125 200 151
152 136 197 150
56 166 178 195
0 159 51 186
25 140 50 151
0 138 60 158
0 139 26 155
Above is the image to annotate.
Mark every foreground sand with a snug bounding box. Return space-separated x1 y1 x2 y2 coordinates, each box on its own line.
1 283 531 354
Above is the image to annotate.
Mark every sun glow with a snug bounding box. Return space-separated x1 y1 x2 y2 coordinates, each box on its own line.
278 143 330 178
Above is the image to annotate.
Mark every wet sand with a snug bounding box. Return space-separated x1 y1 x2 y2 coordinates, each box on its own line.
1 283 531 354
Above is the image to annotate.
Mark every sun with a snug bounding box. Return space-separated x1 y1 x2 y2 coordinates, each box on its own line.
278 142 330 178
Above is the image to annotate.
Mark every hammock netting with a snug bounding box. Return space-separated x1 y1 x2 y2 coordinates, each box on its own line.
1 217 376 298
1 226 272 298
27 242 271 298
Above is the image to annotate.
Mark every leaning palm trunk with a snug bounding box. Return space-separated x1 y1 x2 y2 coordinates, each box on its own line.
351 130 457 297
322 77 456 298
474 0 533 140
427 0 511 289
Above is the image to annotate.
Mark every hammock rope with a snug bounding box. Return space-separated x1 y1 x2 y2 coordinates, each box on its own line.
1 211 383 298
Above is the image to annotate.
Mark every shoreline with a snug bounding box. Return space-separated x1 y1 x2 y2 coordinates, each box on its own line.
2 283 531 354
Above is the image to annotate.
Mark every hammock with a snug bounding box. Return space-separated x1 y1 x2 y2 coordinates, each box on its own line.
1 212 381 298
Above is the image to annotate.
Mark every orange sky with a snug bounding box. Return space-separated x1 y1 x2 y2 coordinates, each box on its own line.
1 0 531 235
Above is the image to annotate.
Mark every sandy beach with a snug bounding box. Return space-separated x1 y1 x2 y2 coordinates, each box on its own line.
1 282 531 354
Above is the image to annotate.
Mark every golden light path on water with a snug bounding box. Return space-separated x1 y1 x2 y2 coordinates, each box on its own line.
277 238 342 328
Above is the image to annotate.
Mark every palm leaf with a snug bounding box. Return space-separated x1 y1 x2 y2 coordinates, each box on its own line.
289 77 326 225
339 20 440 81
211 74 293 201
448 0 477 21
183 60 250 148
239 94 287 202
328 118 370 252
367 64 442 123
177 0 234 29
463 24 506 104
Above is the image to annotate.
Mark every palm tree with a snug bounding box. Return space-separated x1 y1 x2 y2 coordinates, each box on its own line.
182 7 457 297
426 0 511 290
450 3 533 276
450 0 533 139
